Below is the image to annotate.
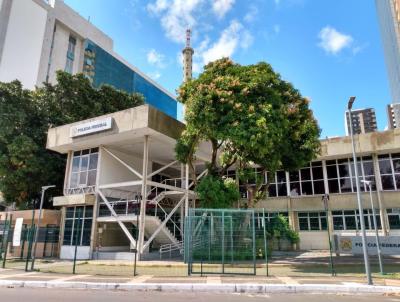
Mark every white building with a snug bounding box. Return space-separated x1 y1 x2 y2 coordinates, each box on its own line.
0 0 178 118
47 105 400 260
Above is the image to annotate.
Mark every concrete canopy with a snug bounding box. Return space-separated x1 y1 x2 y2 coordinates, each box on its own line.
46 104 211 165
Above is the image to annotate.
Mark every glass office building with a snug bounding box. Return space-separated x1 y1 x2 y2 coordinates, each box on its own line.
376 0 400 104
83 40 177 119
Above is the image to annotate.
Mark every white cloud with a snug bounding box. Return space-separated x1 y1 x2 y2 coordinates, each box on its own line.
147 0 169 14
318 26 353 55
147 49 166 68
212 0 235 19
244 5 258 23
202 20 252 64
147 0 204 43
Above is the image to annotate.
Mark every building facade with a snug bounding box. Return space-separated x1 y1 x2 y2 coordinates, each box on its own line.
0 209 61 258
387 103 400 129
345 108 378 135
46 105 400 259
376 0 400 104
0 0 177 118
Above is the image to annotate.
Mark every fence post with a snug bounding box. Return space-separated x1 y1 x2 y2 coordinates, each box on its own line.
262 208 269 277
73 208 83 274
25 207 36 271
252 210 256 275
20 226 26 260
2 214 12 268
222 211 225 274
0 212 8 260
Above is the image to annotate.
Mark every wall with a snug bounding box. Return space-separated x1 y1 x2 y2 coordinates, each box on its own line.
0 0 47 88
0 209 61 226
298 232 329 250
99 148 151 187
98 222 130 248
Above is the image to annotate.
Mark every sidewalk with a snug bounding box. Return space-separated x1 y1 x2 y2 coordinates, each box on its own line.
0 268 400 294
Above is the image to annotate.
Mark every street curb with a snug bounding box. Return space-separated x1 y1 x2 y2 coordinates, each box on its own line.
0 280 399 294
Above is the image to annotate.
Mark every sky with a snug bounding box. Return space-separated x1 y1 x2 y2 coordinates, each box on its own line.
64 0 391 138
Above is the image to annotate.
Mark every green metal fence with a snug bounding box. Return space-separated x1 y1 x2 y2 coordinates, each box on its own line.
185 208 267 275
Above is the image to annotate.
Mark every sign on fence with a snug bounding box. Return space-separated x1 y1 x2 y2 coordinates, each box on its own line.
337 235 400 255
12 218 23 247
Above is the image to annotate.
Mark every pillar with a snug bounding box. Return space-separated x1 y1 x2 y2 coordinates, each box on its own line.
138 135 149 256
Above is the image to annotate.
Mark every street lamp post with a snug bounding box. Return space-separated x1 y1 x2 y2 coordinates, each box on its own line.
322 194 335 276
30 185 55 271
361 180 384 275
347 96 372 285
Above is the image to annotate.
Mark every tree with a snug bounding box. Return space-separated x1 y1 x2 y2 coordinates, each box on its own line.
176 58 320 208
0 71 144 207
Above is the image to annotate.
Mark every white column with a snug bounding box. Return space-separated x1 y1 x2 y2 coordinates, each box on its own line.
89 146 103 257
180 164 185 237
138 136 149 255
322 160 329 194
185 164 189 217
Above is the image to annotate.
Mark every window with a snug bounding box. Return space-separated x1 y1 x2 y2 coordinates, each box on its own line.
379 153 400 191
63 206 93 246
68 148 98 194
65 36 76 74
332 210 380 231
387 208 400 229
298 212 327 231
255 211 289 229
267 170 287 197
327 157 376 194
289 162 325 196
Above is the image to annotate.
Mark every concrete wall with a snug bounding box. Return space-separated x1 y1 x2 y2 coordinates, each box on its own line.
320 129 400 159
98 222 130 247
298 232 329 250
47 105 184 154
99 147 151 186
0 0 47 88
0 209 61 226
60 245 90 260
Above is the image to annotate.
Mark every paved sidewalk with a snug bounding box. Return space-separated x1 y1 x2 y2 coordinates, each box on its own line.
0 268 398 286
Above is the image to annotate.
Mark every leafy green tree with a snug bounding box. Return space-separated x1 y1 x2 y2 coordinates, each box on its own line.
195 175 240 208
176 58 320 208
0 71 144 207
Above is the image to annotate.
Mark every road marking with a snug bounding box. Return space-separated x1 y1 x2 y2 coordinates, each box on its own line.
127 275 153 283
275 276 299 285
206 276 221 284
49 274 92 282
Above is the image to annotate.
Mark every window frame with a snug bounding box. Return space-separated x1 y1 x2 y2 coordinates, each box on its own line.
63 206 93 246
67 148 99 194
297 211 327 231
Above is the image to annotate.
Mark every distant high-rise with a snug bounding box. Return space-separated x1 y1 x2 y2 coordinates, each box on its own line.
387 103 400 129
345 108 378 135
182 29 194 82
376 0 400 103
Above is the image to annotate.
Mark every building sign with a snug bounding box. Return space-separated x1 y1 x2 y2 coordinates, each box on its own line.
12 218 24 247
70 117 113 138
337 235 400 255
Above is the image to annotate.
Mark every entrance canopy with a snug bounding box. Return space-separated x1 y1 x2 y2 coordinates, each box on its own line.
46 104 211 165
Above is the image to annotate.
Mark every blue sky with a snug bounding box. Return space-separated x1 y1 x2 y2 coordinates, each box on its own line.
64 0 391 138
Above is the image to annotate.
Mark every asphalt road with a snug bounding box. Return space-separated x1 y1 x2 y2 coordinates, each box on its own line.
0 288 399 302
